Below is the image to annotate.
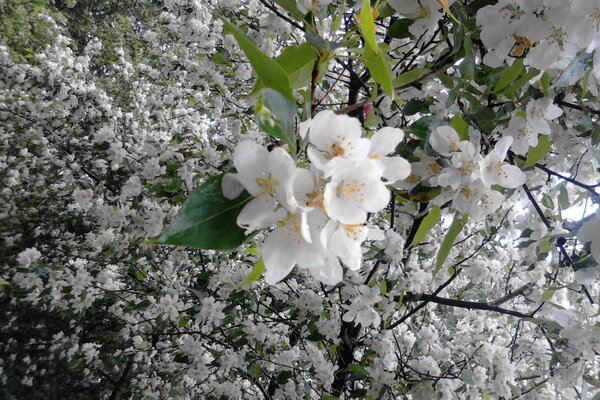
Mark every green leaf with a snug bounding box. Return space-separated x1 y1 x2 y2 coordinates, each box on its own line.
362 44 394 99
253 43 318 93
276 43 318 89
380 280 387 295
406 116 434 139
502 67 539 95
450 114 469 140
493 59 524 93
592 125 600 146
558 185 570 209
320 397 340 400
523 135 551 169
541 288 556 302
240 258 265 287
387 18 413 38
393 68 431 88
256 88 297 149
410 206 441 246
408 183 442 202
178 315 190 328
272 0 305 20
434 213 468 275
359 0 378 54
152 174 251 250
460 35 475 80
222 19 294 100
540 72 551 97
347 364 368 380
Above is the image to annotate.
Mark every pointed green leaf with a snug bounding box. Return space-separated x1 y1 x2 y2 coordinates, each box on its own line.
392 68 431 88
154 174 251 250
493 59 524 93
256 88 297 150
523 135 551 169
410 206 441 247
434 213 468 275
253 43 318 94
359 0 378 54
240 258 265 286
222 19 294 100
363 44 394 98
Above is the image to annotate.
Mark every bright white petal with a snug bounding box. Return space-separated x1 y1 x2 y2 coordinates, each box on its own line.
370 127 404 156
307 256 343 285
262 228 297 284
237 197 279 234
233 140 270 195
430 126 460 156
381 156 411 182
268 147 298 211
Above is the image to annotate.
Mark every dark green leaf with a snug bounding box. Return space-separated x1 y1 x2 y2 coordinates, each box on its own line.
152 174 251 250
393 68 431 88
387 18 413 38
408 183 442 202
406 116 434 139
493 59 524 93
222 19 294 100
435 213 468 275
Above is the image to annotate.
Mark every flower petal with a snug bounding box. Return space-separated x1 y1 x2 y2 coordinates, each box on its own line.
370 127 404 156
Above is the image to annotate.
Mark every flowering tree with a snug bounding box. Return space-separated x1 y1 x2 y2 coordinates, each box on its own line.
3 0 600 399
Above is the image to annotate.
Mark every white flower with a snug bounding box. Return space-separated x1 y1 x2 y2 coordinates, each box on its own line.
16 248 42 268
435 141 482 190
526 97 562 135
479 136 526 189
302 110 370 172
262 210 343 285
368 127 412 182
429 126 461 157
503 116 537 156
226 140 298 234
321 219 366 271
323 158 389 225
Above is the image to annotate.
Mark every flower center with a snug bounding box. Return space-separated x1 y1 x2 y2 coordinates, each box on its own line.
461 186 475 198
337 178 366 202
255 175 277 197
330 142 345 157
459 162 475 177
419 5 430 18
307 191 325 210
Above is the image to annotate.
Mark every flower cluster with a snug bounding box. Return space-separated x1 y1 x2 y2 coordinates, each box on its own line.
402 126 526 219
224 110 411 285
